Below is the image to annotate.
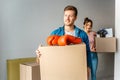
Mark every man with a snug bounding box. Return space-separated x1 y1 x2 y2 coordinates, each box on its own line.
36 5 91 78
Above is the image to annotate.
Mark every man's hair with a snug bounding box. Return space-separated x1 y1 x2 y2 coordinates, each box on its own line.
64 5 78 16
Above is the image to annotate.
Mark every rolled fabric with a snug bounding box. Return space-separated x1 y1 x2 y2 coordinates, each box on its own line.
52 35 60 45
67 35 82 44
47 35 60 45
58 35 82 46
57 35 69 46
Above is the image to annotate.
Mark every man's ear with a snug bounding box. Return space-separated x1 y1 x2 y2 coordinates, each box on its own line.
75 16 77 20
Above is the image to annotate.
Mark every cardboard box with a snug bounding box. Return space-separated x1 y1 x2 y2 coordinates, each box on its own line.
20 62 40 80
39 43 87 80
95 37 116 52
7 57 36 80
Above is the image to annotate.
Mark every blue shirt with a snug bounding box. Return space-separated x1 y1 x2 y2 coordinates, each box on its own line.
50 25 92 68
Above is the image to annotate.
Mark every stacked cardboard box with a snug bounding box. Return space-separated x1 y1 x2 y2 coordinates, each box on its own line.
20 62 40 80
7 57 36 80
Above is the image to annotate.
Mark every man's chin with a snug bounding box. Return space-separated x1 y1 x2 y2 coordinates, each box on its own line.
65 24 72 26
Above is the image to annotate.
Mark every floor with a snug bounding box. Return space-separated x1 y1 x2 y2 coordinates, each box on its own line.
97 76 114 80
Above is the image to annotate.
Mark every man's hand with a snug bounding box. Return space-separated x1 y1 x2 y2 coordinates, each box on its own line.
35 44 42 64
36 49 41 58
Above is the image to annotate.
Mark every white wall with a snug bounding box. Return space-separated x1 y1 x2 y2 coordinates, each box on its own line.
114 0 120 80
0 0 114 80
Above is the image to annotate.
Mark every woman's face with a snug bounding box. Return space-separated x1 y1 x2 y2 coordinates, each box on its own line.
64 10 77 26
84 22 92 32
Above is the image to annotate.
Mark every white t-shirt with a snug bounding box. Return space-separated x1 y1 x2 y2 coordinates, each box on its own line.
65 30 75 36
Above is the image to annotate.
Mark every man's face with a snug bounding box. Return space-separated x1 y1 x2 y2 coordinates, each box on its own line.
64 10 77 26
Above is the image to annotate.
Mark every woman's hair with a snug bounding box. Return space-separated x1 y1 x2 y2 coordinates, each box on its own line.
83 17 93 27
64 5 78 16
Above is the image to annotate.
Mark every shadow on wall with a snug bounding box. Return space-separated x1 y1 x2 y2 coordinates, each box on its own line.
97 53 114 80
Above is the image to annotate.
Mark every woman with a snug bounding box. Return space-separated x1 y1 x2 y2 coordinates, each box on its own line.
83 17 98 80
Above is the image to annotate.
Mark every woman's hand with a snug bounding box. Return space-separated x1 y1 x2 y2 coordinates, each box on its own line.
91 47 96 52
90 44 96 52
